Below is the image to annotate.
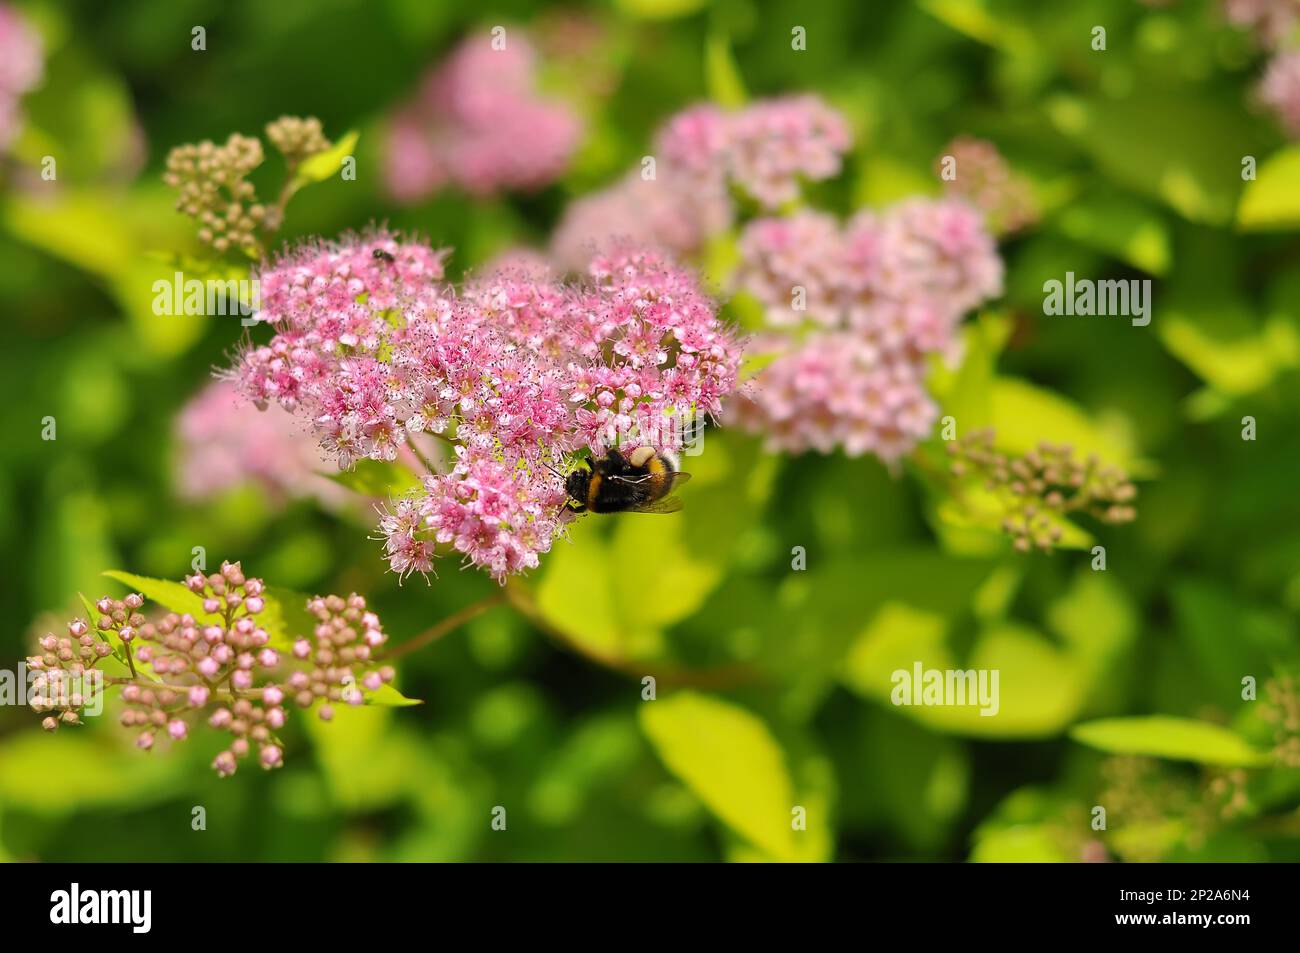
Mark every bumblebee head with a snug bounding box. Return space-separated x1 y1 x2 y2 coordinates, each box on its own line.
564 467 591 508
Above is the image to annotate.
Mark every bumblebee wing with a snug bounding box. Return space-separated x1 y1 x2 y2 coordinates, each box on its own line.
628 495 685 514
668 471 692 489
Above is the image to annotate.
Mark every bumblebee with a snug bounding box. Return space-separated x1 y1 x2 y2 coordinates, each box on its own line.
565 447 691 514
372 248 396 264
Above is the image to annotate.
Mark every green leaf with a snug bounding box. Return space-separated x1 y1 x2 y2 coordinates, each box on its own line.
1157 301 1300 396
1052 194 1171 275
988 377 1149 475
365 683 423 707
705 32 746 109
1237 147 1300 231
640 692 800 860
1070 716 1271 767
614 0 707 19
1047 92 1263 226
289 130 360 190
322 458 421 497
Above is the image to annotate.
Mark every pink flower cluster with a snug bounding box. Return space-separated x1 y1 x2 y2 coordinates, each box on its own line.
0 2 42 150
231 231 742 582
730 200 1003 463
551 95 850 269
26 562 396 777
384 32 582 201
175 379 348 509
936 136 1038 236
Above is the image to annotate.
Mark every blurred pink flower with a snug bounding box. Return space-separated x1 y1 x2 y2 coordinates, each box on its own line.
1258 50 1300 137
1223 0 1300 48
0 2 42 150
551 95 850 269
935 136 1039 236
731 199 1002 463
384 32 582 201
175 379 347 509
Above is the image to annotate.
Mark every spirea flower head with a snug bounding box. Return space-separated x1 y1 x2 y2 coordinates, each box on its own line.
0 2 43 151
229 231 742 582
550 95 850 267
384 31 582 201
728 332 937 462
731 199 1002 462
27 562 397 777
935 136 1039 236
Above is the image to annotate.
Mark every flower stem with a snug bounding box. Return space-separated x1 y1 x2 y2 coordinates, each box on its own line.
380 592 507 661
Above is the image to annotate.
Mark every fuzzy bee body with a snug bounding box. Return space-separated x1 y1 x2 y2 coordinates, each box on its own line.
565 446 690 514
372 248 396 264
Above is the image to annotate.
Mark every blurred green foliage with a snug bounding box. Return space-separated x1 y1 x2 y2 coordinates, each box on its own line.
3 0 1300 862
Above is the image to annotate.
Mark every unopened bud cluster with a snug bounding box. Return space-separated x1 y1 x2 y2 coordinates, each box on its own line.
27 560 394 778
1260 674 1300 767
265 115 331 167
26 618 112 730
163 116 333 256
164 134 265 255
946 429 1137 551
286 594 395 724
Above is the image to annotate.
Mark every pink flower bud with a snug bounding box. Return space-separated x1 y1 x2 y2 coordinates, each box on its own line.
118 627 135 643
231 670 253 690
318 704 334 722
122 685 141 702
213 753 237 777
244 578 264 596
42 717 58 732
257 649 279 668
266 707 286 729
188 685 210 707
168 719 188 740
197 657 220 678
211 644 232 665
244 596 265 614
263 686 284 706
186 574 206 593
362 672 382 691
209 707 232 728
260 745 283 769
231 737 250 757
68 620 88 637
137 731 155 750
203 598 220 613
96 597 113 614
203 625 224 643
293 639 311 659
124 593 144 610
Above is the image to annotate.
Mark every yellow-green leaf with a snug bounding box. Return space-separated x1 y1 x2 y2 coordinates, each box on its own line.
1237 146 1300 231
290 130 360 190
640 692 798 860
1070 716 1270 767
